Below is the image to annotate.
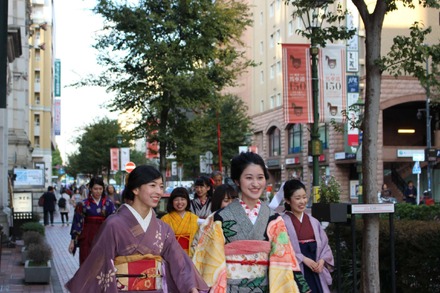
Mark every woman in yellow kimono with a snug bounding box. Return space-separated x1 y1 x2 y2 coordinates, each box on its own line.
161 187 199 257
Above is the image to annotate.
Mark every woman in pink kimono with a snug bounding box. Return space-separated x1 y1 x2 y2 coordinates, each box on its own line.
282 179 334 293
66 165 209 293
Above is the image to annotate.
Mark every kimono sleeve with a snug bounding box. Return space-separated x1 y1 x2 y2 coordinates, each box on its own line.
160 224 209 293
65 220 118 293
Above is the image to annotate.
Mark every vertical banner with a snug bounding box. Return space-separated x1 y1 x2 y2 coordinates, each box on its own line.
110 148 119 171
54 59 61 97
282 43 313 124
345 75 360 153
319 45 346 123
120 147 130 171
54 99 61 135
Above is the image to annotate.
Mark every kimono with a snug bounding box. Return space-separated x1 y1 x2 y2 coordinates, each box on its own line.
282 212 334 293
192 199 310 293
66 205 209 293
70 195 116 265
190 197 212 219
161 211 199 257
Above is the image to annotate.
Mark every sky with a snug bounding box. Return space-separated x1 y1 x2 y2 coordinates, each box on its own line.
53 1 118 162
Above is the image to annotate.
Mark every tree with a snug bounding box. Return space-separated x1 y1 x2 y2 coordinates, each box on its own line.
287 0 440 292
51 147 63 179
79 0 254 178
175 94 253 177
65 117 130 178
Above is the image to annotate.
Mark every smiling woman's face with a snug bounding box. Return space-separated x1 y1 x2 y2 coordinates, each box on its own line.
133 178 164 209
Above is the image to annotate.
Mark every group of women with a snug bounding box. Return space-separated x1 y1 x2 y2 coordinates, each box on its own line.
65 151 334 293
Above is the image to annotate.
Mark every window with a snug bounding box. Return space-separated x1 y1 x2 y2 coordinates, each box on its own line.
277 61 281 75
34 136 40 148
270 34 274 48
270 64 275 79
276 93 282 106
260 99 265 112
35 71 40 83
35 93 40 104
288 21 294 36
288 124 302 154
269 127 281 156
269 2 274 17
297 18 303 30
270 95 275 109
276 29 281 43
319 123 328 149
34 114 40 126
260 71 264 83
35 50 40 61
260 41 264 54
260 12 264 24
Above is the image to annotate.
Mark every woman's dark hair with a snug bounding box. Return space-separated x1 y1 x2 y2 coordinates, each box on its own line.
194 176 213 198
211 184 238 212
106 184 116 195
124 165 162 201
166 187 191 213
230 152 269 188
88 177 105 195
283 179 306 211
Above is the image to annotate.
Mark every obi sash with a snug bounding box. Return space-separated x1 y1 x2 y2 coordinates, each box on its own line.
114 254 162 291
224 240 271 281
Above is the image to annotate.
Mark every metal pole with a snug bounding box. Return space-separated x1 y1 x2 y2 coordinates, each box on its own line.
389 213 396 293
0 0 7 109
310 28 321 201
425 57 432 194
351 213 357 293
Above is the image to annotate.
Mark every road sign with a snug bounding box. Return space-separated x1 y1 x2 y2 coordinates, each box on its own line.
125 162 136 173
412 161 421 174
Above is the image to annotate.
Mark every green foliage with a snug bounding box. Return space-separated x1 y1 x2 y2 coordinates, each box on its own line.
393 203 440 221
65 117 130 177
27 241 52 266
79 0 254 175
318 175 341 203
285 0 355 47
51 147 63 178
380 22 440 102
327 219 440 292
22 231 44 247
20 222 45 236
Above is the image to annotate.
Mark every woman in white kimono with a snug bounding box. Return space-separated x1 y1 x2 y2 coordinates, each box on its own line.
66 165 209 293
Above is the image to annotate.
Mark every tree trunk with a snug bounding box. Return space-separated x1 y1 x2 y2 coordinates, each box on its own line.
358 1 387 292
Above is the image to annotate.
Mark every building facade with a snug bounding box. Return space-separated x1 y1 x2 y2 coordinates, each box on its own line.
227 0 439 201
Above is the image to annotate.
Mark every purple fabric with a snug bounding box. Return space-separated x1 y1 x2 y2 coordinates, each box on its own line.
282 212 334 293
66 205 209 293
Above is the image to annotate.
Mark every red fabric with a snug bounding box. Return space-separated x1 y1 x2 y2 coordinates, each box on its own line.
116 259 159 291
288 213 315 241
78 216 105 265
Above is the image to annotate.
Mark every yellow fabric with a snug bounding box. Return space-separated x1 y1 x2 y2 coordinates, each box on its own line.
114 254 162 265
161 211 199 257
192 216 301 293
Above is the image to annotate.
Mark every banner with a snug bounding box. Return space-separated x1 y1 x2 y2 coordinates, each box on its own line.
319 45 346 123
345 75 361 153
110 148 119 171
282 43 313 124
54 99 61 135
54 59 61 97
120 147 130 171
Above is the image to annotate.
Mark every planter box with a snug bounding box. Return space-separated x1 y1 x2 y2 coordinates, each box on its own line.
312 203 349 223
24 260 51 283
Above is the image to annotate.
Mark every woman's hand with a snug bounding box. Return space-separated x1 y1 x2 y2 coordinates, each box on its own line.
314 259 325 273
303 257 318 272
190 288 199 293
68 240 75 254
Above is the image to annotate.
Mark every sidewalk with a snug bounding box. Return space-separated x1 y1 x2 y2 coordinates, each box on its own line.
0 212 79 292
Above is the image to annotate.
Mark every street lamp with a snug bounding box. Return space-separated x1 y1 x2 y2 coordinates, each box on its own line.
117 134 123 188
298 0 330 202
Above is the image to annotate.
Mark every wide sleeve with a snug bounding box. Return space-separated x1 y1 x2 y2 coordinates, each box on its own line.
315 220 334 269
282 213 305 264
65 220 118 293
70 203 85 240
160 223 209 293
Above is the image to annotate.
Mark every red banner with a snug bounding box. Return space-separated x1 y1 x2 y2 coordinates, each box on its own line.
319 45 346 123
110 148 119 171
282 44 313 124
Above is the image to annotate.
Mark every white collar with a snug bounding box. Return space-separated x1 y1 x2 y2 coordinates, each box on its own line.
124 204 152 232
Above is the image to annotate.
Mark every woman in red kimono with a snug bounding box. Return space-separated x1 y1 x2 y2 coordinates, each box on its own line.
66 165 208 293
68 176 116 265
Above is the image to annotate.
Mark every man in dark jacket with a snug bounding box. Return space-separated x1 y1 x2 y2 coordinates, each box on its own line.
403 180 417 205
42 186 57 226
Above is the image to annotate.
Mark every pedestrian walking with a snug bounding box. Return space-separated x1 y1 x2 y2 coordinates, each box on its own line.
65 165 208 292
59 187 71 226
42 186 57 226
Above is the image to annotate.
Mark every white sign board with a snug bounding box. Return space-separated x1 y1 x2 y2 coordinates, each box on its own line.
13 168 45 188
351 203 395 214
412 161 421 174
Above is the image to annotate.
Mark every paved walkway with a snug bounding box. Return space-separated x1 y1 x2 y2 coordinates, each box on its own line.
0 212 79 292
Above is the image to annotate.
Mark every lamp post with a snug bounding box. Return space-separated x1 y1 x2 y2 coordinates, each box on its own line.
299 0 329 202
117 134 123 189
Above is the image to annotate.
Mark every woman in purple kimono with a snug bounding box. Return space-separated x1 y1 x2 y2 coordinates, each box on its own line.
282 179 334 293
66 165 209 293
68 176 116 265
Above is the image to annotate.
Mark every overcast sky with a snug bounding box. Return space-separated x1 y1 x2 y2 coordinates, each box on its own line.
53 0 118 162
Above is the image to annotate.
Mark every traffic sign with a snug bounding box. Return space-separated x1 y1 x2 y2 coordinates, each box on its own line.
125 162 136 173
412 161 421 174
